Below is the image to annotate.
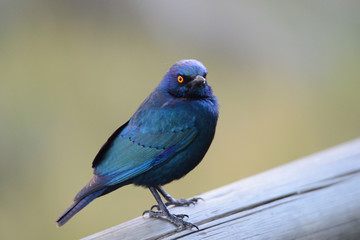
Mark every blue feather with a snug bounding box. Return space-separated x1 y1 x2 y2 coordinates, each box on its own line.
56 189 105 227
56 59 219 227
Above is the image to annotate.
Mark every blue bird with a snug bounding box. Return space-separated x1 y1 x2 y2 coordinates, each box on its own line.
56 59 219 230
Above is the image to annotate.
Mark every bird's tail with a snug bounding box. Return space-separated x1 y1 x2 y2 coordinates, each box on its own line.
56 188 105 227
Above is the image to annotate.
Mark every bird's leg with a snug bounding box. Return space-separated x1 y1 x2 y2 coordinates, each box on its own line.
156 186 203 207
143 186 199 231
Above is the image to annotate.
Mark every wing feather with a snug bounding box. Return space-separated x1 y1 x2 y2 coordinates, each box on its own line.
75 122 198 200
95 124 198 177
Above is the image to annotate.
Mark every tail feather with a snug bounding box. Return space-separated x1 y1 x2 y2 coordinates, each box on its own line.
56 189 105 227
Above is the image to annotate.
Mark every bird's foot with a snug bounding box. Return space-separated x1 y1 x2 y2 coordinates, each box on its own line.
165 197 203 207
143 209 198 231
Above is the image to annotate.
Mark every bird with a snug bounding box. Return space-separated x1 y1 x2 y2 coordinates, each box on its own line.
56 59 219 230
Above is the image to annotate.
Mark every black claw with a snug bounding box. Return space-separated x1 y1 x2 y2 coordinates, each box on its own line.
143 204 160 216
165 197 204 207
151 204 159 210
144 209 198 230
147 187 200 231
143 209 163 218
187 222 199 231
174 214 189 219
172 216 199 231
168 214 198 231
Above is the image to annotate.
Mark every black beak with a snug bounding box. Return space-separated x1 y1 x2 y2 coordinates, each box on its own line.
188 75 206 88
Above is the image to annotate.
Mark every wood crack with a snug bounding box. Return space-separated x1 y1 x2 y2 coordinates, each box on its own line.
169 169 360 239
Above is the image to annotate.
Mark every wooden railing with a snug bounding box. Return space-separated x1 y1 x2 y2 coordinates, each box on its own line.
82 138 360 240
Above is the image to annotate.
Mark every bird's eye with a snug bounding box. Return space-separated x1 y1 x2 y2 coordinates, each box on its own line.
177 75 184 83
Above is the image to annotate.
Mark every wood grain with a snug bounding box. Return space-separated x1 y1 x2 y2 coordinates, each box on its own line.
82 138 360 240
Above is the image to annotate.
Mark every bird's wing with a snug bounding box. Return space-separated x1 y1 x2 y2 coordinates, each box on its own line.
92 120 130 168
75 120 198 201
95 122 198 178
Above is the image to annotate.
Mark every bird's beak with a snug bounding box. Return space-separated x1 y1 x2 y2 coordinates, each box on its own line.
188 75 206 88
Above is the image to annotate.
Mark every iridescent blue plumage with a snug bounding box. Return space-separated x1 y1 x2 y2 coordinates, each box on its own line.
56 59 219 229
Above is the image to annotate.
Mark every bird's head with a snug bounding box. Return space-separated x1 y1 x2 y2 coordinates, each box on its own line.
160 59 213 99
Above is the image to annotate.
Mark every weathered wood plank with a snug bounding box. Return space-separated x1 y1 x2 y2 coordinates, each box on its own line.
82 138 360 240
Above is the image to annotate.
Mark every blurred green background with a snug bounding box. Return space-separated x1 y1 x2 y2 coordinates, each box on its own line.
1 1 360 239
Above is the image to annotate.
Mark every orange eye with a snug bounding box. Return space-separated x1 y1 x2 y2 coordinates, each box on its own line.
177 75 184 83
